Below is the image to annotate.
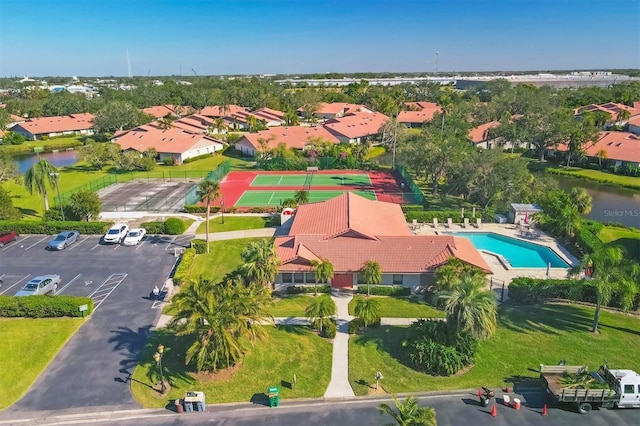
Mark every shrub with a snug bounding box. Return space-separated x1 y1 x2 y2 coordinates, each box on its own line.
322 319 337 339
191 239 207 254
162 157 175 166
348 317 365 334
0 295 94 318
183 205 220 214
286 285 331 295
355 286 411 296
405 210 485 224
165 217 187 234
0 220 111 235
173 248 196 285
401 205 425 212
182 153 213 163
140 221 165 234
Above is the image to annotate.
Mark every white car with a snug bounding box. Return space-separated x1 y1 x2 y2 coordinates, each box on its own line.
15 275 60 297
103 223 129 244
122 228 146 246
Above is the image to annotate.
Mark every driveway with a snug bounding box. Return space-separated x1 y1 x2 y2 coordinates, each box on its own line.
0 233 192 412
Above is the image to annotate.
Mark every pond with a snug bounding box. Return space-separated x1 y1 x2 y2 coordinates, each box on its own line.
550 174 640 228
15 150 79 174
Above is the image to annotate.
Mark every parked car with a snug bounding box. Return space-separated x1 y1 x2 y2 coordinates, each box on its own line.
0 231 19 247
122 228 146 246
103 223 129 244
15 275 60 296
46 230 80 250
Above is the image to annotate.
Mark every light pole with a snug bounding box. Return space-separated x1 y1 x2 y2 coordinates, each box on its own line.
49 172 65 221
153 344 166 394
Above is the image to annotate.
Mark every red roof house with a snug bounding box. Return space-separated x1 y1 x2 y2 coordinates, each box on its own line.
555 131 640 167
234 126 340 156
323 110 389 144
398 102 442 127
273 193 491 291
10 113 95 140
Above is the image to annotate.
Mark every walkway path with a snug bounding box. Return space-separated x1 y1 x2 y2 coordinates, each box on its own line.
324 292 356 398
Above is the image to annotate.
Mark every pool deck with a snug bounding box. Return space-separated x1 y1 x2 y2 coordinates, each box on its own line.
411 222 580 290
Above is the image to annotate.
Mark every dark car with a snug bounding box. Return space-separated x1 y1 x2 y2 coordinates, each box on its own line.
46 230 80 250
0 231 19 248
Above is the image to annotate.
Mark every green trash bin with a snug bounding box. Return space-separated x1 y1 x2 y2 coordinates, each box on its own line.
268 386 280 407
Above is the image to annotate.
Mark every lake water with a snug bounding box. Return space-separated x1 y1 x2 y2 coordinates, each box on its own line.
551 174 640 228
15 150 79 174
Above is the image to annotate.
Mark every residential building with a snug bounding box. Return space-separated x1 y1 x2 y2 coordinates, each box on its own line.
234 126 340 156
273 193 491 292
10 113 95 140
397 102 441 128
323 110 389 144
142 104 183 119
554 131 640 168
468 121 501 149
298 103 371 121
574 102 640 126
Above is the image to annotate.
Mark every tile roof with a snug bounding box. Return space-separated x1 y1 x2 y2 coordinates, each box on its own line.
235 125 340 151
556 131 640 163
275 193 491 274
142 105 179 118
574 102 640 119
13 113 95 135
112 125 223 155
323 110 389 139
200 105 247 118
469 121 500 143
398 102 441 124
171 114 213 133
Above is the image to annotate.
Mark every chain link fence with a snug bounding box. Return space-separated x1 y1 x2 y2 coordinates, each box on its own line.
393 164 424 205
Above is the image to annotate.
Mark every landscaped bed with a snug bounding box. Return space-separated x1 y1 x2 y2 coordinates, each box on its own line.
195 216 276 234
131 325 332 407
349 303 640 396
0 318 84 410
348 296 445 318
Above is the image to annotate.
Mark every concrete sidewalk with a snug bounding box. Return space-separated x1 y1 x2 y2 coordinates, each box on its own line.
324 292 356 398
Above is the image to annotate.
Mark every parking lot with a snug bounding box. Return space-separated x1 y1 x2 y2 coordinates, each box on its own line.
1 232 192 412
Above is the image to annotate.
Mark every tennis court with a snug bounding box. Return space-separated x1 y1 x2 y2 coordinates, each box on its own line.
250 173 372 187
235 190 377 207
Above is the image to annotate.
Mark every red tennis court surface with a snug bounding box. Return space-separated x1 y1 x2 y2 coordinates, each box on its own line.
216 170 410 209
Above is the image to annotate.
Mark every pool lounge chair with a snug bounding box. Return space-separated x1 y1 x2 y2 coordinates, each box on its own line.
433 217 438 229
446 218 453 228
475 218 482 228
463 218 469 228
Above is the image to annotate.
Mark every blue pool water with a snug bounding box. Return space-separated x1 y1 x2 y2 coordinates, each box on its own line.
453 232 569 268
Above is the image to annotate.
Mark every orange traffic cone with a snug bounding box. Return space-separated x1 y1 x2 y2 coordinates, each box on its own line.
542 404 548 416
491 404 497 417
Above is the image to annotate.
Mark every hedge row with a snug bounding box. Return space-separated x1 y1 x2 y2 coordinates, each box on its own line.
184 205 221 214
355 285 411 296
286 285 331 294
0 295 94 318
191 239 207 254
140 218 187 235
404 210 491 224
0 220 112 235
508 277 640 309
401 205 425 212
173 248 196 285
575 226 605 254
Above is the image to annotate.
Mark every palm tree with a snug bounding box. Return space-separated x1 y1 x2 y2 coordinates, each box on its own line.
247 115 259 132
24 158 58 211
305 295 336 336
240 239 281 288
351 142 369 162
595 149 607 169
576 247 640 333
434 258 465 291
378 395 437 426
169 278 272 372
197 179 220 253
437 95 453 131
310 258 334 295
437 272 497 340
284 108 300 126
616 109 631 126
353 296 381 329
569 187 593 215
359 260 382 297
294 190 309 205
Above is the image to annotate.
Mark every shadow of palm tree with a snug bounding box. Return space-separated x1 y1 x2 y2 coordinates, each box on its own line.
497 304 593 335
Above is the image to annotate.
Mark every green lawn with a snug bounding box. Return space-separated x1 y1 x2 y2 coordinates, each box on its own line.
188 238 266 282
546 166 640 190
349 303 640 395
598 226 640 262
131 325 332 407
195 216 276 234
348 296 445 318
0 318 84 410
269 296 313 317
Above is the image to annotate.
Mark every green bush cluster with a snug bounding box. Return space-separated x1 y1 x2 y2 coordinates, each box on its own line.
404 210 491 224
348 317 381 334
183 205 221 214
191 239 207 254
0 295 94 318
355 286 411 296
0 220 111 235
173 248 196 285
182 153 213 163
401 205 425 212
165 217 187 234
140 221 165 234
403 319 478 376
286 285 331 294
322 318 337 339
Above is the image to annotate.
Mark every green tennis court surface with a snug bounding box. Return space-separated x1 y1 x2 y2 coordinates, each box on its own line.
250 173 372 187
235 190 377 206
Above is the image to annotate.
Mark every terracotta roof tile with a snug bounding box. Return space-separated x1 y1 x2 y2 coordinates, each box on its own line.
235 126 340 151
323 111 389 139
556 131 640 163
13 113 95 135
112 126 223 154
469 121 500 143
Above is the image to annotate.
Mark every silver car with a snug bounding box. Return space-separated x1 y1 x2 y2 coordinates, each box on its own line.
47 230 80 250
15 275 60 297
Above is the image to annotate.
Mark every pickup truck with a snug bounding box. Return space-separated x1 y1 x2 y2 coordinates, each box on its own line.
540 364 640 414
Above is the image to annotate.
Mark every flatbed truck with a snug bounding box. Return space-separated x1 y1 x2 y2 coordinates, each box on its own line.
540 364 640 414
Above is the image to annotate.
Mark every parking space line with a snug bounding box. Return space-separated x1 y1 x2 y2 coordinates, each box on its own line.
56 274 82 294
2 235 30 251
164 236 178 250
68 236 91 250
90 243 101 250
0 274 31 295
89 273 128 311
135 239 147 251
24 236 49 251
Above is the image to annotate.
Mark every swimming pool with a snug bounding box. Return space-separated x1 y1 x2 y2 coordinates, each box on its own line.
453 232 570 268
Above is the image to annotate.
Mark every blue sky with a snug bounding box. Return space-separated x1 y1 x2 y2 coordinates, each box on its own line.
1 0 639 77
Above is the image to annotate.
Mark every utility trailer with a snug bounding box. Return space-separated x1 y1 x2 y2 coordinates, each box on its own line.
540 364 640 414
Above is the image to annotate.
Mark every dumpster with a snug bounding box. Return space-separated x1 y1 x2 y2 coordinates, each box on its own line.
268 386 280 407
184 391 205 413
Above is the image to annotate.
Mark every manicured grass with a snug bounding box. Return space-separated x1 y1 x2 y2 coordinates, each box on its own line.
0 318 84 410
269 296 313 317
598 225 640 262
546 166 640 190
349 303 640 395
131 325 332 407
195 216 275 234
348 296 445 318
0 136 83 155
188 238 266 282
